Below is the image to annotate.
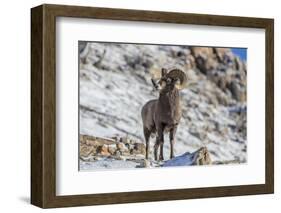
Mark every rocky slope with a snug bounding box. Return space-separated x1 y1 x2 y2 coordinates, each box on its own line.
79 42 247 170
79 134 212 170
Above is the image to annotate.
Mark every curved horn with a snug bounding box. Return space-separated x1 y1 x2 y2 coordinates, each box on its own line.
166 69 187 89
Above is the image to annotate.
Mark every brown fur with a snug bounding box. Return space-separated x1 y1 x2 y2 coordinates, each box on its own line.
141 68 185 160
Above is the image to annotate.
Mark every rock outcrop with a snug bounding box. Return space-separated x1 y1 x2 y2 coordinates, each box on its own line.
80 134 213 170
80 134 146 161
163 147 212 167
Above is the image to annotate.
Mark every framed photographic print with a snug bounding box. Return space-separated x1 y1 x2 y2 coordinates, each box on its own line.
31 4 274 208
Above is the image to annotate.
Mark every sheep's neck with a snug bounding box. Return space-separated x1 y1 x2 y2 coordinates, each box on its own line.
158 88 181 122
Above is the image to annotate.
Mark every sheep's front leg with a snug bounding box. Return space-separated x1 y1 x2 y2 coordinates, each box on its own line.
169 127 177 159
154 137 160 161
154 124 164 161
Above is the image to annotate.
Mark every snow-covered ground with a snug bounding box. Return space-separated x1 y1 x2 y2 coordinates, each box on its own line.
79 42 247 169
80 158 140 171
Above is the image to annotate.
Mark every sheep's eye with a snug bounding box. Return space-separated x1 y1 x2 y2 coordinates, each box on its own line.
166 78 172 84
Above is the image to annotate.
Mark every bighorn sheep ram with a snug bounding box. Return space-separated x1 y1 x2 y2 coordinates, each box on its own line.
141 68 187 161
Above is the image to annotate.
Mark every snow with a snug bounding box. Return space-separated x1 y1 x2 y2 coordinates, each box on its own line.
80 159 139 171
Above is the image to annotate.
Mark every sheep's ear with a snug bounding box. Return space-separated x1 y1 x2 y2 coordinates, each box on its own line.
161 68 168 77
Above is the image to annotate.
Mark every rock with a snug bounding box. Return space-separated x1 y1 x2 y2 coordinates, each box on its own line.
120 137 131 144
194 147 212 165
191 47 218 74
205 57 218 71
108 144 117 155
133 143 146 155
125 143 134 151
162 147 212 167
186 55 196 70
79 42 90 64
97 144 110 156
115 150 122 159
227 81 246 102
117 142 126 150
80 134 116 146
214 90 232 106
120 136 130 144
85 139 99 146
214 48 235 65
234 57 242 71
117 142 129 154
111 135 122 143
191 47 214 58
139 159 151 168
80 145 95 157
195 55 207 74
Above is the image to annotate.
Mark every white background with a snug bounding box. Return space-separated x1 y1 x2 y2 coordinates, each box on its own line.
0 0 279 212
57 18 265 195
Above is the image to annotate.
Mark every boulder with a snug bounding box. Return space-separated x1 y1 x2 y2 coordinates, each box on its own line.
97 144 110 156
214 48 235 65
130 143 146 155
117 142 126 150
191 47 214 58
162 147 212 167
120 136 130 144
117 142 129 154
186 54 196 70
108 144 117 155
80 144 95 158
227 81 246 102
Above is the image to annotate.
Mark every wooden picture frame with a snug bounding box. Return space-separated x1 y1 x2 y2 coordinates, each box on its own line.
31 4 274 208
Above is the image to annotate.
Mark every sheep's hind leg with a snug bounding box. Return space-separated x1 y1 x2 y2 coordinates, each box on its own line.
144 128 151 160
159 142 164 161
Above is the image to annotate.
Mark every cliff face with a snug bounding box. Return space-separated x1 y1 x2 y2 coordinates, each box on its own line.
79 42 247 166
